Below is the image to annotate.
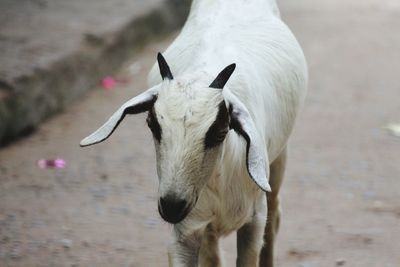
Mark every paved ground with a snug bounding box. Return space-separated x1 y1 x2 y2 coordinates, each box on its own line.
0 0 161 81
0 0 399 266
0 0 190 145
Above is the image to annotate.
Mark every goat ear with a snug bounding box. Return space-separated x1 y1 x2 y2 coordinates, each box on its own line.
209 64 236 89
80 86 159 147
225 91 271 192
157 52 173 80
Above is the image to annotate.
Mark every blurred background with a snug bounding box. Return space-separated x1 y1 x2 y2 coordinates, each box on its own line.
0 0 399 266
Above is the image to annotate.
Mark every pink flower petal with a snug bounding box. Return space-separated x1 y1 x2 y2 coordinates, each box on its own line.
37 159 66 169
54 159 66 169
37 159 47 169
101 76 116 90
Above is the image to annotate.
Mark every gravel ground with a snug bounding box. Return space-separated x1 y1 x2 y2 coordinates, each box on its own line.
0 0 399 266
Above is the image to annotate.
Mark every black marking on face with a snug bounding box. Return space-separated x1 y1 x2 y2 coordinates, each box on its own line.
146 107 162 142
204 101 229 149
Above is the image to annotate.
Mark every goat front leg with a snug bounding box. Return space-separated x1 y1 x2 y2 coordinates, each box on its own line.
236 196 267 267
168 230 201 267
198 224 223 267
259 147 286 267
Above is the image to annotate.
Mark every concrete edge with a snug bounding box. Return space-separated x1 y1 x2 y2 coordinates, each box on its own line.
0 0 191 147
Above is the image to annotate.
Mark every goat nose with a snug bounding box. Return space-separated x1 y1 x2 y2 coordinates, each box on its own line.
158 196 189 224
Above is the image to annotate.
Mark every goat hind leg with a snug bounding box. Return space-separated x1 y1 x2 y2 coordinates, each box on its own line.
259 147 287 267
236 197 267 267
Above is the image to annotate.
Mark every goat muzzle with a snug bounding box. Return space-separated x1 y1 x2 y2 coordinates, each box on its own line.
158 196 191 224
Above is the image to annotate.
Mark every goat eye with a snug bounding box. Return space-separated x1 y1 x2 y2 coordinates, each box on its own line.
146 113 162 142
146 116 153 128
204 101 229 149
205 127 228 149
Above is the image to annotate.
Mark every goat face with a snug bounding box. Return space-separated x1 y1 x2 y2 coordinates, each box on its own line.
80 53 271 225
150 80 229 224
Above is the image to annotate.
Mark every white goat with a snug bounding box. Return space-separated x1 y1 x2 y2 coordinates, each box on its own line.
80 0 307 266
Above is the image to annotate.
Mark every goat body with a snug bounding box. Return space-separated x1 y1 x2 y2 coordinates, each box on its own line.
81 0 307 266
147 0 307 266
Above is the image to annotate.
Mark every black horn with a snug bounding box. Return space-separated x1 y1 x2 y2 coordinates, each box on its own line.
157 52 174 80
209 63 236 89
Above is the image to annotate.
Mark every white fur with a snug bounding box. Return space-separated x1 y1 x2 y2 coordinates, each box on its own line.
81 0 307 266
147 0 308 266
149 0 307 161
